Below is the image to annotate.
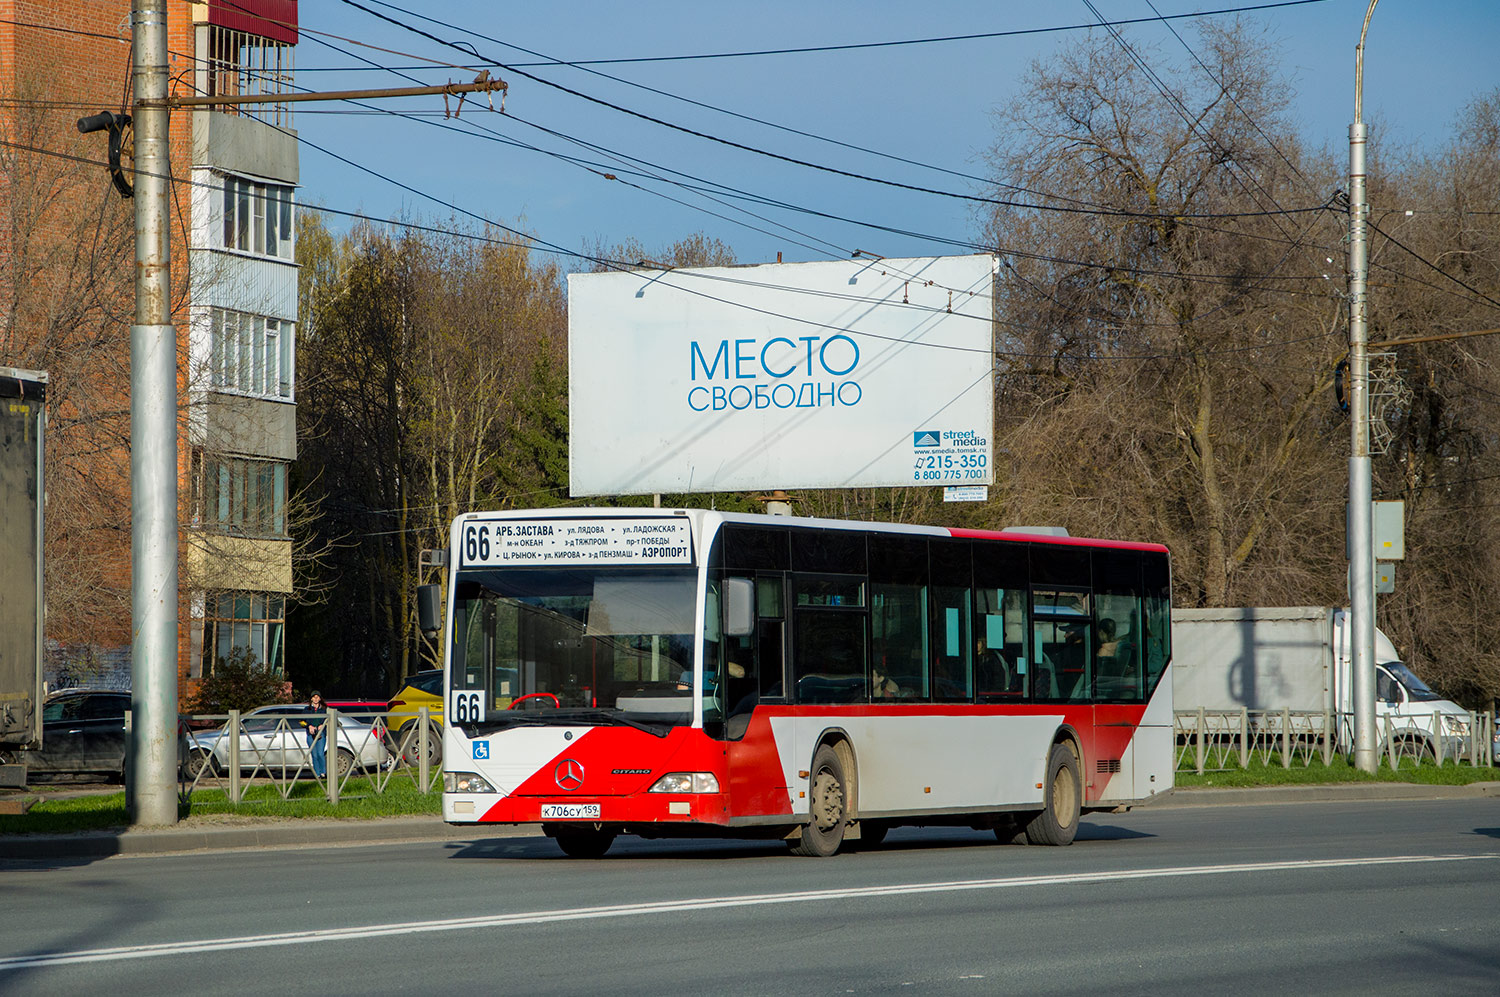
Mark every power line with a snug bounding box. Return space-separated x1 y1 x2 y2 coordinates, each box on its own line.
8 133 1350 371
189 21 1341 292
1080 0 1300 245
369 0 1334 67
336 0 1330 223
360 0 1108 215
1144 0 1328 206
1365 217 1500 313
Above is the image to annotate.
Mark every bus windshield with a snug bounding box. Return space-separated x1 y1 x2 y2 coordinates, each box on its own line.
450 567 700 728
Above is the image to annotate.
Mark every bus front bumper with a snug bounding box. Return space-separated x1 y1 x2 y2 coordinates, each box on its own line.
444 791 732 826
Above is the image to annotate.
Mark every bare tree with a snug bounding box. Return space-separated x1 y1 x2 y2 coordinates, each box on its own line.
979 22 1349 608
0 78 136 657
1358 90 1500 702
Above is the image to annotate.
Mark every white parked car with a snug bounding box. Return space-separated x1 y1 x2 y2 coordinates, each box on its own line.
182 705 389 779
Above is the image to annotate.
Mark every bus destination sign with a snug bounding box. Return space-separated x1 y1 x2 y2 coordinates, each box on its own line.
460 518 694 567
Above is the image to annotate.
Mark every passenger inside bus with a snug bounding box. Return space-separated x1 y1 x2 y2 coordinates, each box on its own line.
1095 618 1120 661
976 638 1017 695
871 665 902 698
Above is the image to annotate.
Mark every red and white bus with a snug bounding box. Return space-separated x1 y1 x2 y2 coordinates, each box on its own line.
427 508 1173 857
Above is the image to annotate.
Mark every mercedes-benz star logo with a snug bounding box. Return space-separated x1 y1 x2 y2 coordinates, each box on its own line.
554 758 584 791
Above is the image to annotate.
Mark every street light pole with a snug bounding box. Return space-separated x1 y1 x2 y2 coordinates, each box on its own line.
128 0 180 825
1348 0 1379 774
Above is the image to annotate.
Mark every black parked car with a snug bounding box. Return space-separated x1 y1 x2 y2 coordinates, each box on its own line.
17 690 131 781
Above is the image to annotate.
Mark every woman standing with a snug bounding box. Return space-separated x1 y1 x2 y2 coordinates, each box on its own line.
302 691 327 778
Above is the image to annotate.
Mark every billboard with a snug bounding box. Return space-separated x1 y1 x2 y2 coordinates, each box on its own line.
568 254 995 496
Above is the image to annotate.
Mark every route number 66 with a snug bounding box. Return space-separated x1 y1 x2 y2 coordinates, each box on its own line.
463 524 491 562
451 690 485 724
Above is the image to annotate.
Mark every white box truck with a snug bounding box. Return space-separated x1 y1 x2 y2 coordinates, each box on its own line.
1172 606 1474 760
1 367 46 790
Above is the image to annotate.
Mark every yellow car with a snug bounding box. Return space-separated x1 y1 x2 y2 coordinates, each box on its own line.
387 669 443 765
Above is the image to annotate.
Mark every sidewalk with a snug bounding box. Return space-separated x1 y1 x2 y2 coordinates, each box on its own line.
0 814 540 862
4 781 1498 861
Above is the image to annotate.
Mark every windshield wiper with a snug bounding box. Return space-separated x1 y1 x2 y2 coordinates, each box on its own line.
464 708 673 738
466 713 561 734
555 708 672 737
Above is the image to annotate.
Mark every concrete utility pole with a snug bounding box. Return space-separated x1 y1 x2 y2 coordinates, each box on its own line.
1347 0 1380 775
129 0 180 825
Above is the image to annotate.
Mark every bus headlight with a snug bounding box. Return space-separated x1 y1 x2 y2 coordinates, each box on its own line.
445 771 497 794
1441 715 1470 736
648 772 720 794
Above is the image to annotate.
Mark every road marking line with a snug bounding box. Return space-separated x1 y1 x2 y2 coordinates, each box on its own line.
1 853 1493 970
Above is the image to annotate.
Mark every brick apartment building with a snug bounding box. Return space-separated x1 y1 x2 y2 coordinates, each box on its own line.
0 1 300 700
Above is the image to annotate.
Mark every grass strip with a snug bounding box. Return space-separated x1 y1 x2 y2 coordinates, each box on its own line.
0 776 441 836
1176 754 1498 788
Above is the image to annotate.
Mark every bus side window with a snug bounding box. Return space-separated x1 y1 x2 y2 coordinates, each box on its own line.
972 541 1028 700
1141 552 1171 697
1093 549 1144 703
929 540 972 703
756 576 785 700
1032 587 1090 702
869 533 929 700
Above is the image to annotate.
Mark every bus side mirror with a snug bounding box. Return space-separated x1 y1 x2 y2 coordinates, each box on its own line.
723 578 754 637
417 584 442 636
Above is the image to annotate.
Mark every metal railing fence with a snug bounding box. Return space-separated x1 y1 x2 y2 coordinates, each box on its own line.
177 706 440 804
1175 708 1497 774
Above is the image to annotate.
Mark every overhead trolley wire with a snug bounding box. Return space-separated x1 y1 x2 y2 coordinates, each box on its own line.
1365 217 1500 313
1 133 1351 367
200 7 1343 292
360 0 1105 215
335 0 1330 223
366 0 1334 67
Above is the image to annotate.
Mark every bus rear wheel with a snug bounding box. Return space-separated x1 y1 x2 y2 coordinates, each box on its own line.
548 825 616 858
789 745 848 857
1024 742 1081 846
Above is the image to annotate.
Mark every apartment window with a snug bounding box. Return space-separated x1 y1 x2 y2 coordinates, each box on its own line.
196 452 288 537
222 175 294 259
210 306 293 398
203 591 285 674
204 24 294 127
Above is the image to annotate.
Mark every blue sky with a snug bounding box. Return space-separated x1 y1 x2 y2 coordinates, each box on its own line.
294 1 1500 267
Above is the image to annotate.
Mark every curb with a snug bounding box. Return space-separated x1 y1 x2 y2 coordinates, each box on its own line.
1149 781 1500 808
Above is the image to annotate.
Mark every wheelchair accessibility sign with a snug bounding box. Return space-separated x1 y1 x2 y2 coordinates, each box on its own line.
473 740 490 760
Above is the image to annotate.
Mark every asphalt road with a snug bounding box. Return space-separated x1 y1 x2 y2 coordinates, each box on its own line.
2 797 1497 995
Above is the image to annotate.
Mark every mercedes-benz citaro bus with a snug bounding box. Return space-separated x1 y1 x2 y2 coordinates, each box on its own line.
423 507 1173 857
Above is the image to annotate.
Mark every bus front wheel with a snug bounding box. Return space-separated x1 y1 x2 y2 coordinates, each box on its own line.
790 745 848 857
1024 742 1081 846
548 825 616 858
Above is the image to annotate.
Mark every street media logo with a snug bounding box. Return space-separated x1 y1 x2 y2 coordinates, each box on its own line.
913 430 940 448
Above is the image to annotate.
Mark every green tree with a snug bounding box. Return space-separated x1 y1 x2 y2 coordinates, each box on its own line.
289 217 569 695
978 21 1347 608
187 646 293 714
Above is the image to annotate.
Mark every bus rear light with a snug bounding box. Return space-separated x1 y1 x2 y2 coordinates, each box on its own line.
648 773 720 794
445 771 497 794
